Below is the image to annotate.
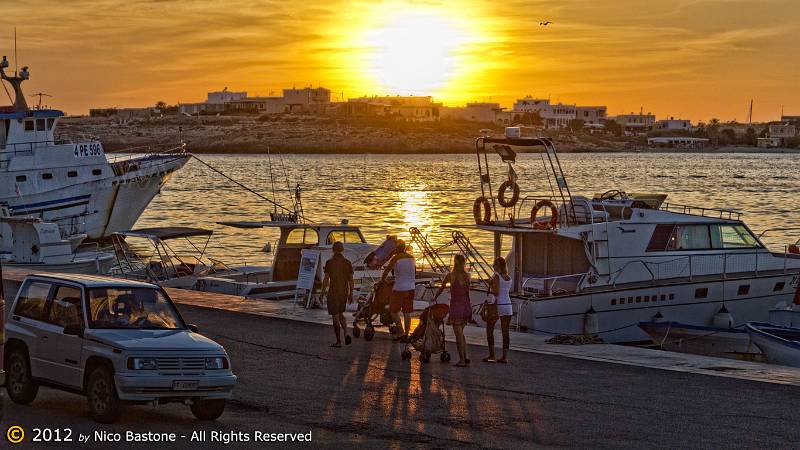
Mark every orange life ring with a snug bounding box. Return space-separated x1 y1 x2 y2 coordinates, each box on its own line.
473 197 492 225
497 180 520 208
531 200 558 230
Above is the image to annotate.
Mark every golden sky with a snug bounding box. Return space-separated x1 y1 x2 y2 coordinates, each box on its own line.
2 0 798 121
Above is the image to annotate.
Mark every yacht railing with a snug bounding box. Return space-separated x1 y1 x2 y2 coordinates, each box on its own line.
610 247 795 286
659 202 742 220
521 273 588 297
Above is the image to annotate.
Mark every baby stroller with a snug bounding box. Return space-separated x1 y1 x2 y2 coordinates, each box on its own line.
352 280 397 341
401 303 451 363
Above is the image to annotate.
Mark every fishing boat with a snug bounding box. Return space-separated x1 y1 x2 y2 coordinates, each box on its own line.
746 323 800 367
455 129 800 343
0 53 190 240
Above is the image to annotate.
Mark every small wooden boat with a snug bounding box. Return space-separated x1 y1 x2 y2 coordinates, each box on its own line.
745 322 800 367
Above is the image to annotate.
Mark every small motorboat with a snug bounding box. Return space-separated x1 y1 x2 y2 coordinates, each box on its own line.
0 216 115 274
745 322 800 367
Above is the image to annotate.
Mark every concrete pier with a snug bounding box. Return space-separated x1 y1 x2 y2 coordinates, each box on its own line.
3 268 800 448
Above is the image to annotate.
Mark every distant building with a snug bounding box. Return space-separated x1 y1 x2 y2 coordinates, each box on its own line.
611 113 656 134
512 98 576 128
440 102 501 123
575 106 607 125
655 118 694 132
206 89 247 104
178 102 225 115
347 95 441 121
647 137 709 149
283 87 331 113
759 123 799 147
781 115 800 123
227 97 286 114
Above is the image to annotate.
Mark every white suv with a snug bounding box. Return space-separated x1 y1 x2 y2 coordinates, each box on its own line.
4 273 236 423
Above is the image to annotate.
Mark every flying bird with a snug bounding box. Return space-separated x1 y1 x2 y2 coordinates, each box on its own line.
540 21 552 26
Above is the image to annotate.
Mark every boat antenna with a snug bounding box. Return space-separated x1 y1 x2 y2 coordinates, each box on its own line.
14 27 18 76
30 92 51 109
266 145 278 213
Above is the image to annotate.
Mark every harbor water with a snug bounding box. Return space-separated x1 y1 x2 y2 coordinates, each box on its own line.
135 152 800 266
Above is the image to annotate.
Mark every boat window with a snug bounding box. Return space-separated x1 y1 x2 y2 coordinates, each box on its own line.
286 228 319 245
68 170 78 178
694 288 708 299
42 173 53 180
666 225 710 250
737 285 750 296
92 169 102 176
36 118 46 131
47 285 84 328
47 118 55 129
326 230 365 244
13 280 52 321
24 120 34 132
16 175 26 182
774 282 786 292
646 224 676 251
710 224 760 249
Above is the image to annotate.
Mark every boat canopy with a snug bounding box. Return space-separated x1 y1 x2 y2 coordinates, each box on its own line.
116 227 213 240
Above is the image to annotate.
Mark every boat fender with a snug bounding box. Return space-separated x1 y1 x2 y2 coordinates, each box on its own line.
531 200 558 230
712 305 734 329
497 180 520 208
473 197 492 225
793 283 800 305
583 307 599 335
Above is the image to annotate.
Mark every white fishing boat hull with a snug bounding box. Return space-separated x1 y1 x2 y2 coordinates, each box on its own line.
746 322 800 367
2 151 190 240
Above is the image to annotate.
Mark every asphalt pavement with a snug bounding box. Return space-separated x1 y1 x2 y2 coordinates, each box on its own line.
3 303 800 449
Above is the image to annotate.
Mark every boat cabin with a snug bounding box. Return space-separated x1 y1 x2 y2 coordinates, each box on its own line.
269 223 368 281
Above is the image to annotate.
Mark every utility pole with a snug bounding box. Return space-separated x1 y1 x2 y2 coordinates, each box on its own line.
747 99 753 124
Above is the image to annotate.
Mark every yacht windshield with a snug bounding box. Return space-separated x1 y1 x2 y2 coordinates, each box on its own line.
88 287 184 330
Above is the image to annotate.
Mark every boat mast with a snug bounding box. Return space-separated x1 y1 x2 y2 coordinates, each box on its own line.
0 55 29 111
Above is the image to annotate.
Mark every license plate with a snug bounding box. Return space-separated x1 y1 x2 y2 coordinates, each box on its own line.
173 380 199 391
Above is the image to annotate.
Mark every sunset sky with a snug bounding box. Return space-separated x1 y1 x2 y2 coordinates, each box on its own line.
2 0 798 121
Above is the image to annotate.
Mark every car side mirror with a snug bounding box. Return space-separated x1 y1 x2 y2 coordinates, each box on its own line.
187 324 199 333
63 324 84 338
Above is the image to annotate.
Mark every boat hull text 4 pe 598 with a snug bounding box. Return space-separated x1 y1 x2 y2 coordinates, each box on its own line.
0 54 190 240
464 131 800 344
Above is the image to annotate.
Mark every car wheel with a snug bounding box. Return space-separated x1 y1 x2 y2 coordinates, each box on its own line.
6 349 38 404
191 398 226 421
87 366 122 424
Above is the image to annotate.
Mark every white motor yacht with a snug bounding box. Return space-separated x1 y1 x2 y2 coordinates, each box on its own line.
0 53 190 240
459 132 800 343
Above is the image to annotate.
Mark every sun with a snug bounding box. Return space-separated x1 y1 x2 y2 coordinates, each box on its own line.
363 11 466 94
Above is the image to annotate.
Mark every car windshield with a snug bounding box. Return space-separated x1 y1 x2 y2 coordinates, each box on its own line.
88 287 184 330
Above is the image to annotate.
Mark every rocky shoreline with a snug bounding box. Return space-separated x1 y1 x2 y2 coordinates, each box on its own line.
58 115 800 154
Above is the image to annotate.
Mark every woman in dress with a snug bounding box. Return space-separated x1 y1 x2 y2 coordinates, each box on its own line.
485 257 513 363
433 254 471 367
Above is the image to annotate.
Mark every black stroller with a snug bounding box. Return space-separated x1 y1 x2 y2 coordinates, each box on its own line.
352 281 397 341
401 303 451 363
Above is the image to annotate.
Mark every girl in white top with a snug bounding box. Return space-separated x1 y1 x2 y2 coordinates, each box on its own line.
484 257 513 364
380 241 416 340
